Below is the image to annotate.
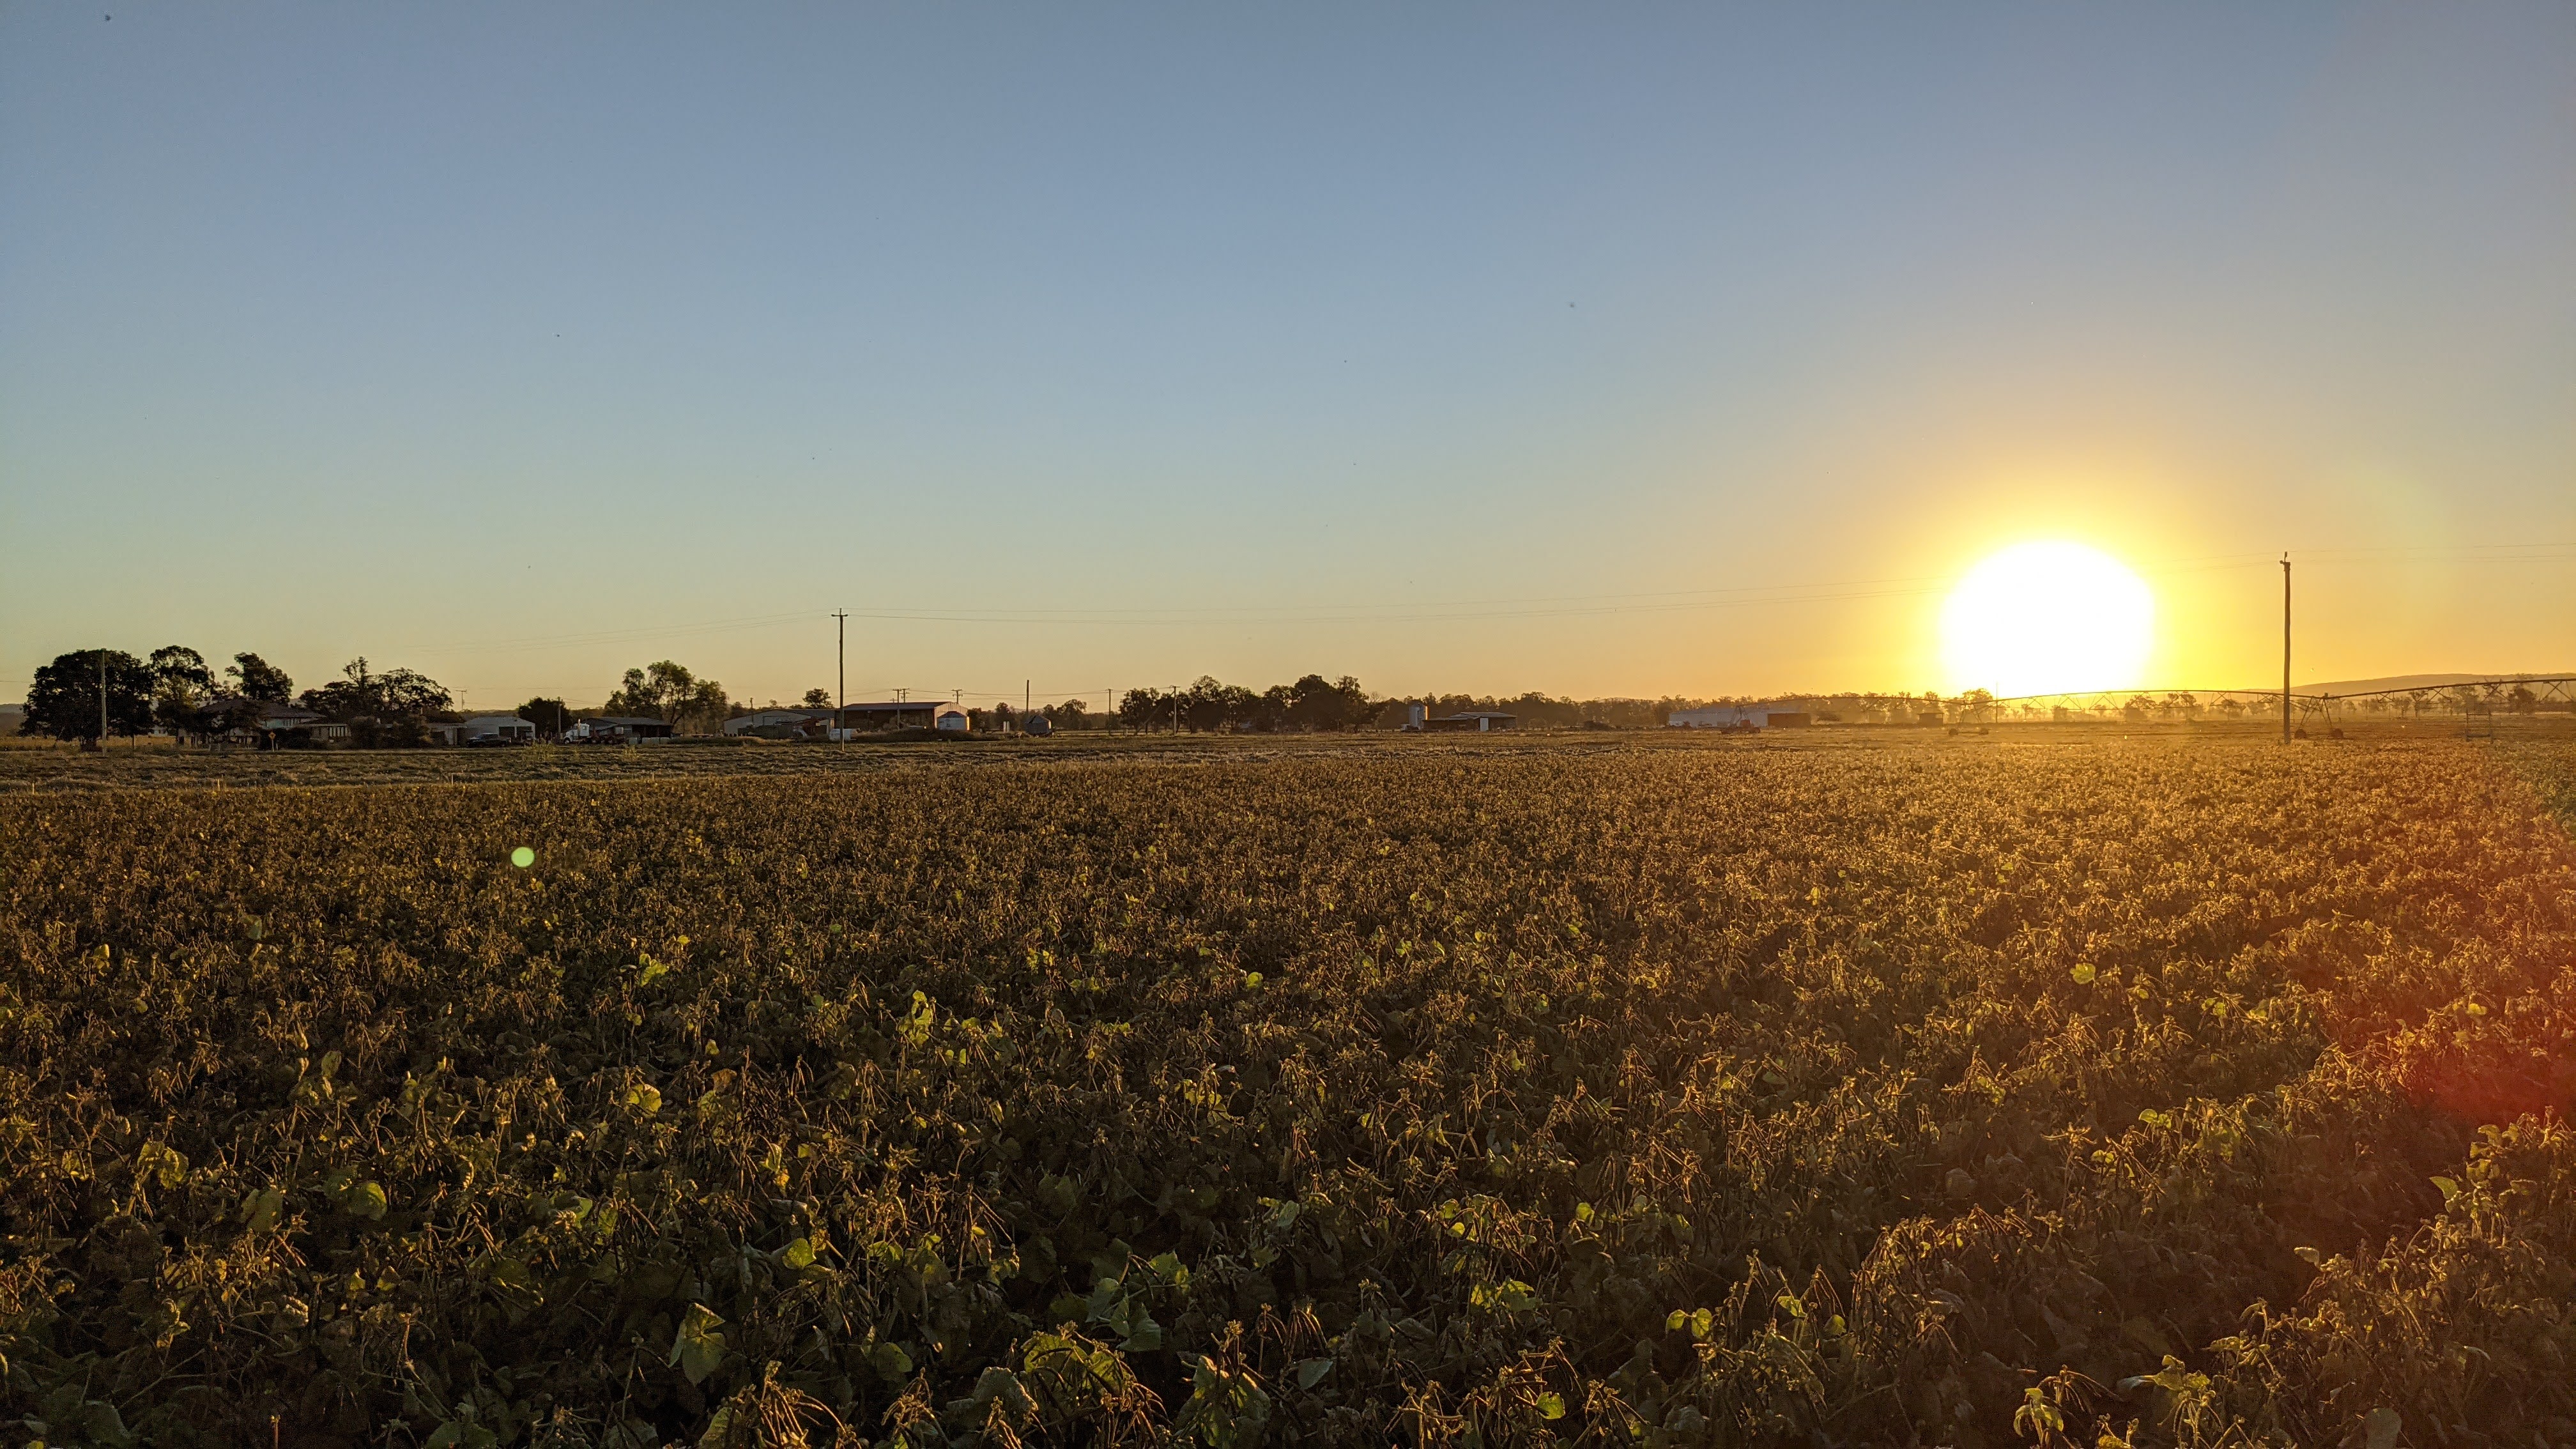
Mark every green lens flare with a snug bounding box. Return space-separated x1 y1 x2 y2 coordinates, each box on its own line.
510 847 535 869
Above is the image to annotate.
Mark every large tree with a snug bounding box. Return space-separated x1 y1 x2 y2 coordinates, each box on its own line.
604 660 729 733
516 698 574 738
1116 686 1167 731
300 658 453 747
226 652 293 702
680 679 729 733
604 661 693 720
1169 677 1240 732
1286 673 1370 731
21 649 155 742
149 646 218 739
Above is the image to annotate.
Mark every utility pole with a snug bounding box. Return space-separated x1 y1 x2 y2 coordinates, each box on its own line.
2280 554 2292 745
832 610 848 740
98 648 108 750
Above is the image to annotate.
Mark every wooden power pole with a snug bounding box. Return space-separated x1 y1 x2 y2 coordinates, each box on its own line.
2280 555 2292 744
832 610 848 739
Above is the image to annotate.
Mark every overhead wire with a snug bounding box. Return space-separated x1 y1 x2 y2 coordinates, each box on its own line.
13 542 2568 703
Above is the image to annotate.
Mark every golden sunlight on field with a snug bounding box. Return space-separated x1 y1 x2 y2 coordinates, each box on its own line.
1942 540 2156 697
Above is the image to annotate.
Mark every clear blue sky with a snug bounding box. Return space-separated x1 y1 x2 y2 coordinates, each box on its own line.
4 3 2570 710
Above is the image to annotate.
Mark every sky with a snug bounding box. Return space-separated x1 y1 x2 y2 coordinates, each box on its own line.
3 3 2570 711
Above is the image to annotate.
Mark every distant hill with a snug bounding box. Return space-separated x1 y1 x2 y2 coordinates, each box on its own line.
2290 672 2574 696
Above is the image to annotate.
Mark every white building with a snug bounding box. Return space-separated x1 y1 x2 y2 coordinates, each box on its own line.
1426 710 1516 733
434 714 539 746
724 709 831 739
1667 703 1814 730
820 701 975 737
566 716 675 744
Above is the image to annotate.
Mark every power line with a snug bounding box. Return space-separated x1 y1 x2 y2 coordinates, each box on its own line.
10 543 2566 699
385 542 2576 650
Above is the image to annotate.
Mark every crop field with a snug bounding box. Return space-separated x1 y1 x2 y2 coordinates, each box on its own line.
3 738 2573 1448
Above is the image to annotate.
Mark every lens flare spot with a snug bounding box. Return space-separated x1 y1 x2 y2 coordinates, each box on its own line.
510 847 536 869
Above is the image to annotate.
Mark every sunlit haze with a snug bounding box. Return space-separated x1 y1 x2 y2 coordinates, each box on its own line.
1941 542 2156 698
3 4 2571 707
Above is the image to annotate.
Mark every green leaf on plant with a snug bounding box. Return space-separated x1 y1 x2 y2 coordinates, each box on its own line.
669 1303 726 1385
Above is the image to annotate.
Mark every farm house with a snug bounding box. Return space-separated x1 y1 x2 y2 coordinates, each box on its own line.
431 714 538 746
567 716 676 743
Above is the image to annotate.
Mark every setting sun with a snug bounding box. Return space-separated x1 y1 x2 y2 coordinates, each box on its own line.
1940 541 2154 697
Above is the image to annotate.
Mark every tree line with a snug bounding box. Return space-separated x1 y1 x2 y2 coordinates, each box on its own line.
19 648 747 747
17 646 1774 746
29 643 2067 747
20 647 457 747
1107 678 1777 733
1114 674 1376 732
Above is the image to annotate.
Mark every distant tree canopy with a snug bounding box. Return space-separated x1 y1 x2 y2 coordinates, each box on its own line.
227 652 294 702
516 698 575 737
1092 678 2040 732
604 661 730 733
149 646 218 736
801 687 833 709
1114 673 1374 732
18 645 342 744
20 649 155 741
1376 691 1706 731
300 658 453 747
150 646 213 691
